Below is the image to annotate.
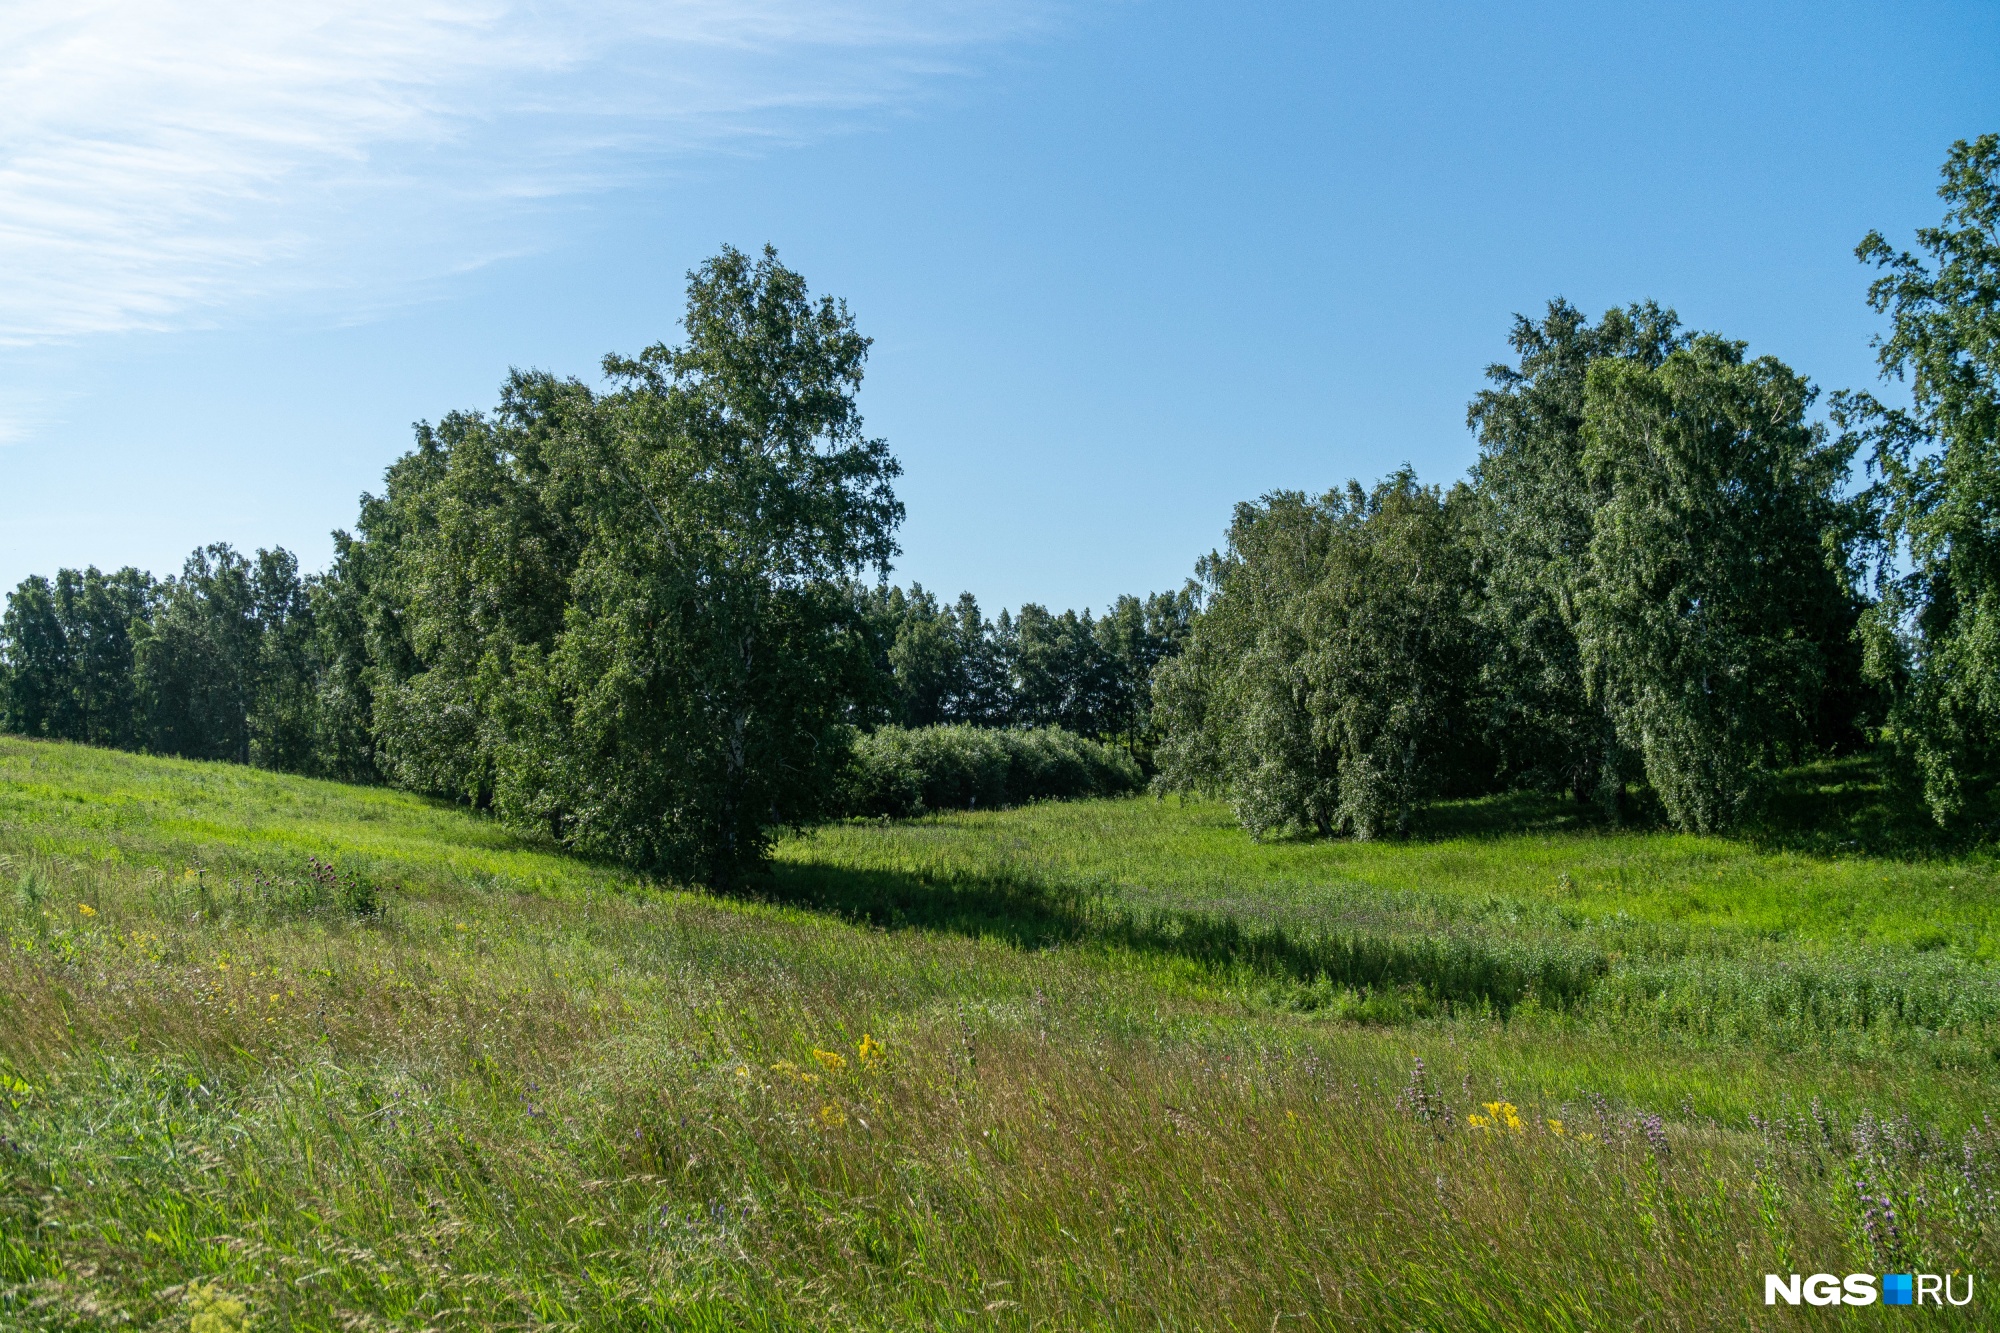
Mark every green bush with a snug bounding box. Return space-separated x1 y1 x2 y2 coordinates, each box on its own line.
842 725 1143 817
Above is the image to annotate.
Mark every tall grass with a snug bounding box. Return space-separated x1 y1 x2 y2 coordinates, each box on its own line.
778 784 2000 1077
2 737 1996 1328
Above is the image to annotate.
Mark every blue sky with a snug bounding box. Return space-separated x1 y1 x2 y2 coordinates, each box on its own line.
2 0 1996 614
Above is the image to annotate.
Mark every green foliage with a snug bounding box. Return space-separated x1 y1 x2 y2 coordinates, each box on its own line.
1580 336 1858 832
1840 134 2000 823
0 565 154 747
0 550 383 784
299 531 385 783
134 544 262 763
1161 299 1875 842
1155 471 1482 839
1154 493 1341 838
357 389 584 806
133 544 322 771
839 723 1143 817
1467 300 1684 807
355 245 901 884
0 248 1186 873
871 585 1009 726
1092 589 1196 745
864 583 1194 747
1003 603 1120 734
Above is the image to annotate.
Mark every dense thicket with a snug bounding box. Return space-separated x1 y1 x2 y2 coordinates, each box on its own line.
1155 323 1871 839
0 564 153 749
328 246 912 885
1465 300 1684 811
0 550 348 772
841 724 1144 817
1153 137 2000 840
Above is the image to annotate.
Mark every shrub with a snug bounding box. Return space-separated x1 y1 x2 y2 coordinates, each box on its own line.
841 725 1143 817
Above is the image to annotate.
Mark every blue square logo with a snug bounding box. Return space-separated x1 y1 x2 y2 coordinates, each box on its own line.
1883 1274 1914 1306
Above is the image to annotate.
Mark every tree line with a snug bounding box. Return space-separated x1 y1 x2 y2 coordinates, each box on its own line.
0 549 328 772
1154 317 1870 839
863 584 1193 741
0 555 1187 794
1158 136 1999 840
5 137 1998 871
0 247 1189 882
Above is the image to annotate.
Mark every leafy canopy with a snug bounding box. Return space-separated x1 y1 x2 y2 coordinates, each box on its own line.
1840 134 2000 821
1581 336 1856 832
360 245 903 883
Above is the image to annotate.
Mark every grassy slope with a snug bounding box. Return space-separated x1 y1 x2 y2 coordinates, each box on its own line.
1 737 1995 1330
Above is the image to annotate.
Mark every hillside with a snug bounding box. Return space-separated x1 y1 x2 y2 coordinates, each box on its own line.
3 736 1996 1329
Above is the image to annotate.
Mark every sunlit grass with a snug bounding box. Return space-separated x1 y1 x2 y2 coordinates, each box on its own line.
775 784 2000 1099
3 737 1996 1328
783 778 2000 952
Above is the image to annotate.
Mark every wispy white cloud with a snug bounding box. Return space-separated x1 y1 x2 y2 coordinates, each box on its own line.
0 0 1050 341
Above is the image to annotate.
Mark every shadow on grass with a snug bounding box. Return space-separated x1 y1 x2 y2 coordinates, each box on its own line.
1405 753 1996 862
748 754 1989 1013
757 857 1603 1016
1747 754 2000 861
1411 789 1615 841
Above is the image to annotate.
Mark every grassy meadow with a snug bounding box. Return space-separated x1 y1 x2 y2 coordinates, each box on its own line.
2 735 1998 1329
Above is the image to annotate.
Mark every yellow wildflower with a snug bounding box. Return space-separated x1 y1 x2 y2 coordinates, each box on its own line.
0 1074 36 1111
1471 1101 1524 1132
185 1281 250 1333
857 1033 885 1068
817 1103 847 1128
812 1048 848 1074
734 1064 752 1080
1547 1118 1564 1137
76 903 96 917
